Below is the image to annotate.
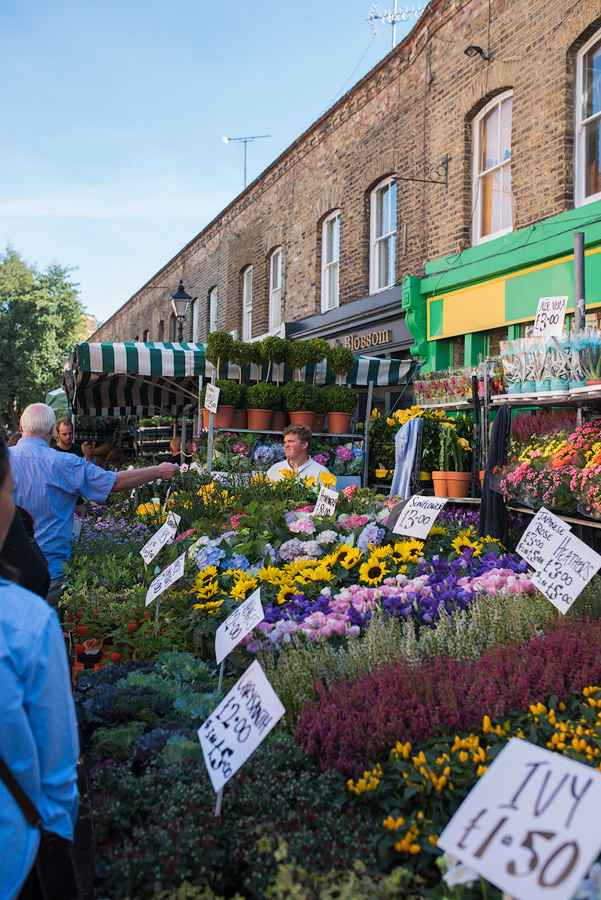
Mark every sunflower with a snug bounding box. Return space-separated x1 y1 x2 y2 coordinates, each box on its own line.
337 546 364 570
258 566 286 584
451 535 483 556
193 599 224 614
276 583 301 605
429 525 446 535
388 540 424 565
231 577 258 602
369 544 394 559
192 580 219 599
302 564 332 582
359 558 389 585
193 565 219 587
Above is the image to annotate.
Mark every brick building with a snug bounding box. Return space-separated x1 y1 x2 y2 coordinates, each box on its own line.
93 0 601 372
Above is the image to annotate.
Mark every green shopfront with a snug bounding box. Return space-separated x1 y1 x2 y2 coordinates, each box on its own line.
403 198 601 370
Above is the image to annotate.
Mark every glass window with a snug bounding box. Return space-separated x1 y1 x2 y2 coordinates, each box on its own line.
370 179 396 292
243 267 253 340
269 249 282 331
472 91 513 244
321 212 340 312
157 320 164 342
192 301 199 343
576 31 601 206
169 313 176 342
142 329 149 342
209 287 218 334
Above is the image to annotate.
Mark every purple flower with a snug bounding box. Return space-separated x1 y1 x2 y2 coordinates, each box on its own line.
335 446 354 462
357 524 385 553
195 545 226 569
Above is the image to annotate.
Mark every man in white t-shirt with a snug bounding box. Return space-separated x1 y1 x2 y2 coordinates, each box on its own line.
266 424 330 482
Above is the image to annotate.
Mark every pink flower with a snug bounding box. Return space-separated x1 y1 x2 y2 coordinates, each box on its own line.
289 518 316 535
342 484 358 499
231 513 250 529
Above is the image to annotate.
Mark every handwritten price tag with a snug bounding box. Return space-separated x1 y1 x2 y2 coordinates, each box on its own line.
516 508 571 571
140 512 181 565
198 659 285 793
145 552 186 606
205 383 220 414
392 494 447 539
313 485 339 519
532 296 568 337
438 738 601 900
215 587 264 665
530 531 601 613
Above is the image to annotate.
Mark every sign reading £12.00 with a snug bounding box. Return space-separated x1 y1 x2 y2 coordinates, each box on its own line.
145 552 186 606
215 588 264 665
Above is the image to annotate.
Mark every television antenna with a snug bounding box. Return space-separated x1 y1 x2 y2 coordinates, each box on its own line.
368 2 423 49
223 134 271 189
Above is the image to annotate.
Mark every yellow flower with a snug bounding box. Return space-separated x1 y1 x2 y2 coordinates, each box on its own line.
258 566 286 584
319 472 338 488
359 558 389 585
451 535 483 556
193 565 219 587
305 476 317 487
337 546 364 569
383 815 405 830
276 583 300 605
231 577 258 602
369 544 394 559
137 499 161 517
193 599 224 614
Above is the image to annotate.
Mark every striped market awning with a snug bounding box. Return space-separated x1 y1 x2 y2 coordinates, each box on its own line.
64 342 413 416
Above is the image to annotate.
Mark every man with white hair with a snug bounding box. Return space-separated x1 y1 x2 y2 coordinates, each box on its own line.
10 403 180 608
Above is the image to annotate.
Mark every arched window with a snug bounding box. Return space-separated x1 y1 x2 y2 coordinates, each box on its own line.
269 249 282 331
472 91 513 244
576 29 601 206
192 301 199 343
142 330 149 342
370 178 396 293
157 320 164 342
242 267 253 340
321 211 340 312
209 287 218 333
169 312 176 342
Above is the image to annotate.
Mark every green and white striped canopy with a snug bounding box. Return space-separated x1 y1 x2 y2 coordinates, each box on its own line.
64 342 412 416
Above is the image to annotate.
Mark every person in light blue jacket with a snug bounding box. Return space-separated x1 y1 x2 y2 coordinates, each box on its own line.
0 437 80 900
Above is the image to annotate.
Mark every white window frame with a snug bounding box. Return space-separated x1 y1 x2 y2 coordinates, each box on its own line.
269 248 282 332
209 287 218 333
576 28 601 208
472 90 514 245
192 300 199 343
370 178 397 294
321 211 340 312
242 267 253 340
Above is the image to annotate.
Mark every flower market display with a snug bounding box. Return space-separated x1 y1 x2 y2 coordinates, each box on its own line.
59 458 601 900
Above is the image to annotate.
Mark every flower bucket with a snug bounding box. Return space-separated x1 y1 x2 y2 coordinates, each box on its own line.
202 408 210 429
214 405 235 429
507 383 522 394
313 413 325 433
521 380 536 393
288 411 315 428
232 408 247 429
327 412 352 434
550 377 569 391
446 472 471 498
247 409 273 431
375 469 389 478
270 410 289 431
432 472 448 497
535 380 551 393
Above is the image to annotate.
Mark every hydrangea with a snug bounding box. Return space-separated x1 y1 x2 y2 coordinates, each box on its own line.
278 538 306 562
195 545 226 570
357 523 385 553
227 553 250 572
254 444 276 464
289 518 316 535
313 454 330 466
188 535 209 560
274 444 286 461
335 446 354 462
317 529 339 545
298 540 323 559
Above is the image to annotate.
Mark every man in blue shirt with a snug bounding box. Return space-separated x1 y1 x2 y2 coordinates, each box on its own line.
10 403 180 607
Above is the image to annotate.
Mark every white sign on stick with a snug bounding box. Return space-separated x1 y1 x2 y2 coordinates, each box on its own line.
145 552 186 606
313 485 339 519
516 507 571 571
392 494 448 539
205 383 221 414
215 587 264 665
437 738 601 900
532 296 568 337
198 660 285 793
531 530 601 613
140 512 181 565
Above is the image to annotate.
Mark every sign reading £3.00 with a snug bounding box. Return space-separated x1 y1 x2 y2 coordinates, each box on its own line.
532 296 568 338
392 495 448 540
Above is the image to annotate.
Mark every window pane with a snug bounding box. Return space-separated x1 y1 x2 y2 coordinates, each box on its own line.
584 38 601 120
480 171 496 236
244 269 252 308
377 237 391 289
500 96 512 162
325 215 340 265
480 104 499 172
501 165 512 230
271 251 281 290
271 289 281 328
585 118 601 197
326 261 339 309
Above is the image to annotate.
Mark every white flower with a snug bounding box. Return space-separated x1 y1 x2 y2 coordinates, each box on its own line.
441 854 478 889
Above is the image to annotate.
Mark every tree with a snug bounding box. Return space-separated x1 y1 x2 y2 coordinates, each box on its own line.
0 246 86 429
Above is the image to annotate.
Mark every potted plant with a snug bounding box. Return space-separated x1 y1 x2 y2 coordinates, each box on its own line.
261 335 291 386
326 344 356 385
287 341 314 382
233 382 248 429
312 386 329 433
199 379 240 429
282 381 315 428
246 383 281 430
326 385 358 434
205 331 234 380
432 423 471 497
306 338 330 385
229 341 255 384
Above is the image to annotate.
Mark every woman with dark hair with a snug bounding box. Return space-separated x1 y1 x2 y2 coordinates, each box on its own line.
0 438 80 899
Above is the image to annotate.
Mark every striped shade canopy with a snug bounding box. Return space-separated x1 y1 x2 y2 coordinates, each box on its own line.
64 342 412 416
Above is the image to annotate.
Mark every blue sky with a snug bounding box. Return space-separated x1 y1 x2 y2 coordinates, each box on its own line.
0 0 420 323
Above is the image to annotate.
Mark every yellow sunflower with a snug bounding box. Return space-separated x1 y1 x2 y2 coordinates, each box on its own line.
451 535 483 556
302 564 332 582
192 580 219 599
193 565 219 586
369 544 394 559
231 577 258 602
258 566 286 584
359 558 389 585
193 599 224 614
338 546 364 570
276 583 301 605
429 525 446 535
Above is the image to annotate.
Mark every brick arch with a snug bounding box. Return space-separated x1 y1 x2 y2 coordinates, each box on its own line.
462 83 515 124
262 225 284 256
563 4 601 53
358 153 397 196
311 186 344 222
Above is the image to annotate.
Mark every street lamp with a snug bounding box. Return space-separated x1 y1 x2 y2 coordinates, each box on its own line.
170 280 192 342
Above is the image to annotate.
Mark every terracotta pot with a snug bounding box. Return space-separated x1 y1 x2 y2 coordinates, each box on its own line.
288 411 315 428
327 411 352 434
313 413 325 433
214 405 235 429
247 408 273 431
432 471 448 497
270 410 289 431
586 379 601 386
479 469 486 489
202 408 210 429
446 471 471 498
232 408 247 429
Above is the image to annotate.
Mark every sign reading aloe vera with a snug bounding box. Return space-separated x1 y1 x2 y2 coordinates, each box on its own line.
532 296 568 338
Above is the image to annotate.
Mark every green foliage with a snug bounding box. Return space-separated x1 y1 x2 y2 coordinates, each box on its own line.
327 345 356 382
90 721 145 762
306 337 330 364
246 382 282 411
0 246 86 426
230 341 255 371
205 331 234 378
326 385 358 414
282 381 315 412
287 340 314 377
261 335 290 364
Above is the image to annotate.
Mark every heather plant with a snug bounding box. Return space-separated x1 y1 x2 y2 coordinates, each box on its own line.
510 409 576 452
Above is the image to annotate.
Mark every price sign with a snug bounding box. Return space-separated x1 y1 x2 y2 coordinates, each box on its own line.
437 738 601 900
198 659 285 793
140 512 181 565
392 494 448 539
205 383 221 414
532 296 568 337
530 530 601 613
215 587 264 665
145 552 186 606
516 508 571 571
313 485 339 518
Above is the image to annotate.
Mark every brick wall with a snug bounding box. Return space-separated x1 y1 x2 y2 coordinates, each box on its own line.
94 0 601 344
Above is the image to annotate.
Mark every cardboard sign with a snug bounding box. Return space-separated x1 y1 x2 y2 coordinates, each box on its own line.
313 485 339 519
145 552 186 606
532 296 568 337
140 512 181 565
205 383 220 414
198 660 285 793
531 530 601 613
516 508 571 571
437 738 601 900
215 587 264 665
392 494 447 539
